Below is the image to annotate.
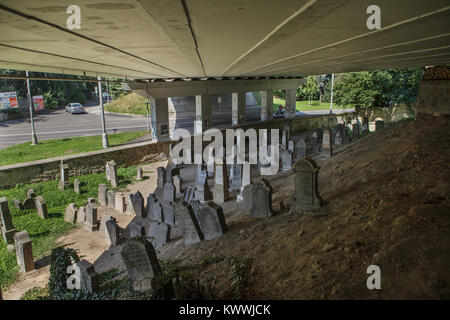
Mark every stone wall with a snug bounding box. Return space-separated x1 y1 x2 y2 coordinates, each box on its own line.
416 66 450 116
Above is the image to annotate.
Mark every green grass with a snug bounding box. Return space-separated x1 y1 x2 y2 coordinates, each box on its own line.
0 131 147 167
105 92 147 115
273 96 353 111
0 166 138 289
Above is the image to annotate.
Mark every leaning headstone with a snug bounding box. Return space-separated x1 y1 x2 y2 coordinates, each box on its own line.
22 197 35 210
105 220 120 246
352 123 360 140
375 120 384 131
98 184 108 207
173 175 182 194
213 163 230 204
243 179 274 218
128 220 145 239
107 190 115 209
146 194 158 220
64 203 78 225
162 201 175 226
35 196 48 220
157 167 166 189
195 169 212 202
229 163 242 191
13 198 23 210
75 259 99 293
282 149 293 171
173 201 204 245
14 231 34 273
100 213 116 236
84 203 99 232
136 166 143 181
197 202 227 240
295 139 307 159
163 182 176 202
106 160 118 188
129 191 145 218
115 193 126 213
291 158 323 213
0 198 16 244
26 189 36 198
58 161 70 191
121 239 161 292
74 179 81 194
319 128 333 160
146 221 170 249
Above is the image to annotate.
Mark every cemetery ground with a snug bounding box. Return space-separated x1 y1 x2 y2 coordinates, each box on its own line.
0 131 146 166
1 115 449 299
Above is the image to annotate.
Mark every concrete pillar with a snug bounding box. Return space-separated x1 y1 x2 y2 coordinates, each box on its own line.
232 92 246 126
261 90 273 121
195 95 212 134
285 88 297 118
150 97 169 142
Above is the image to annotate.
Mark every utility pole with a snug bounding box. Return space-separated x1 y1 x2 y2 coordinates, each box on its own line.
329 73 335 115
98 76 109 148
26 70 38 145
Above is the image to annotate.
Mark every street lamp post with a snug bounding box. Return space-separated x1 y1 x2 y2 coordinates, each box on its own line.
98 76 109 148
26 70 38 145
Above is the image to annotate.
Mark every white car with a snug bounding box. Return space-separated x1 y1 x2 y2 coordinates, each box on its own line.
65 103 84 114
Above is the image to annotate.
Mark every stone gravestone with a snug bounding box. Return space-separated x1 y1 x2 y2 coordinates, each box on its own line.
100 213 116 236
121 239 161 292
77 206 86 226
162 201 175 226
213 163 230 204
146 221 170 249
195 169 212 202
362 117 369 132
107 190 115 209
295 139 307 159
64 203 78 225
352 123 360 140
343 126 351 144
291 158 323 213
197 202 227 241
183 185 196 204
136 166 143 181
173 201 204 245
146 194 158 221
319 128 333 160
115 193 126 213
14 230 35 273
35 196 48 220
129 191 145 218
13 198 23 210
243 179 274 218
84 203 99 232
74 179 81 194
105 220 120 246
75 259 99 293
22 197 35 210
98 184 108 206
375 120 384 131
128 220 145 239
58 161 70 191
163 182 176 202
157 167 166 190
0 198 16 244
237 163 253 202
106 160 118 188
165 163 179 183
288 140 294 153
26 189 35 198
173 175 182 194
282 149 293 171
153 201 163 223
334 130 343 146
229 163 242 191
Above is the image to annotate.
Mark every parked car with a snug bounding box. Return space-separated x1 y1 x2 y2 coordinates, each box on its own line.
65 103 85 114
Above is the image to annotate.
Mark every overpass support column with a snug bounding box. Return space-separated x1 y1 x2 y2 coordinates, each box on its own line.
194 95 212 134
261 89 273 121
232 92 246 126
150 97 169 142
285 88 297 118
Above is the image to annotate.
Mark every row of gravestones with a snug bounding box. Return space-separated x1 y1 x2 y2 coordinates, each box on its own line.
11 189 48 219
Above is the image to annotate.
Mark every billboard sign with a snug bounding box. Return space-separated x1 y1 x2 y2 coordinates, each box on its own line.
0 92 18 110
33 95 45 111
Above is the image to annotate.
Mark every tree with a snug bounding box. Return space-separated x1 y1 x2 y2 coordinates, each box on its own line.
302 75 319 105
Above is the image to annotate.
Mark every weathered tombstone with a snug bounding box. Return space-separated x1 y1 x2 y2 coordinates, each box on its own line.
105 220 120 246
64 203 78 225
334 130 343 146
87 198 96 205
26 189 36 198
282 149 293 171
77 206 86 226
362 117 369 132
237 163 253 202
100 213 116 236
74 179 81 194
14 231 35 273
165 164 179 183
343 127 351 144
22 197 35 210
183 185 196 203
146 221 170 248
35 196 48 220
173 201 204 245
75 259 99 293
115 193 126 213
288 140 294 153
121 239 161 292
163 182 176 202
162 201 175 226
243 179 274 218
195 169 212 202
291 158 323 213
146 194 158 220
352 123 360 140
98 184 108 206
107 190 115 209
375 120 384 131
136 166 143 181
0 198 16 244
319 128 333 160
128 220 145 239
295 139 307 159
197 202 227 240
106 160 118 188
84 203 99 232
58 161 70 191
157 167 166 189
13 198 23 210
310 132 318 146
172 175 182 194
153 201 163 223
213 163 230 204
229 163 242 191
129 191 145 218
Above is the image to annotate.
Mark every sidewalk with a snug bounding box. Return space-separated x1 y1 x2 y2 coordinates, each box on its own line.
84 105 146 118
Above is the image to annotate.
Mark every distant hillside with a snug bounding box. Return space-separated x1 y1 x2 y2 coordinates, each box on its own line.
105 92 147 115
